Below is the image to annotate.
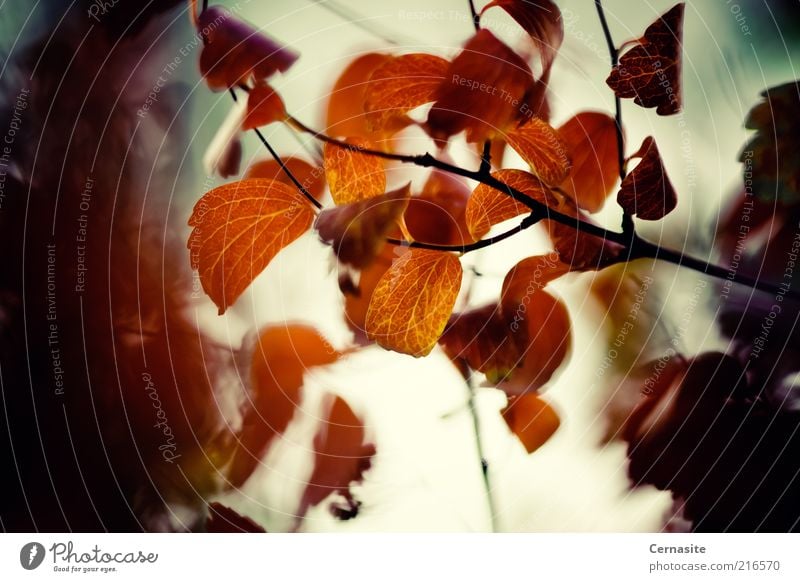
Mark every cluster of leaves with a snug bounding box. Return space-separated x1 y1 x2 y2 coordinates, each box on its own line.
187 0 690 528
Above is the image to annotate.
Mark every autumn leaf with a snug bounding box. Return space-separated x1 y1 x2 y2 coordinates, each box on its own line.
505 117 571 186
500 253 568 303
242 83 286 130
617 136 677 220
481 0 564 71
544 213 623 271
499 287 572 395
298 395 375 520
465 169 560 238
606 3 684 116
404 170 480 245
188 179 315 314
440 264 570 393
206 503 266 532
440 303 525 384
198 6 299 91
366 249 462 356
740 81 800 203
326 53 392 138
364 53 449 131
502 394 560 453
427 29 536 144
228 324 340 487
324 139 386 205
342 245 397 342
558 111 619 212
316 184 410 268
244 157 326 201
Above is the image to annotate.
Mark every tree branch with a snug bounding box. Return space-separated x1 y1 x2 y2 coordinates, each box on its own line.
465 376 498 532
287 114 800 301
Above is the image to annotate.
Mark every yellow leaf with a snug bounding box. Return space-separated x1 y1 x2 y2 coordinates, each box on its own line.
465 169 560 238
188 178 315 314
364 53 449 131
365 249 462 356
506 117 571 186
324 139 386 204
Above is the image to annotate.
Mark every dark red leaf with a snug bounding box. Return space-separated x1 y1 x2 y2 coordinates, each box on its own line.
617 136 677 220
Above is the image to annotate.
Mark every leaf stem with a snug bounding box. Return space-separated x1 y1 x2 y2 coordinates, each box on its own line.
595 0 633 236
465 376 498 532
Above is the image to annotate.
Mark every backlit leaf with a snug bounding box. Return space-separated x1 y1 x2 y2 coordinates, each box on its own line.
500 253 568 303
617 136 677 220
366 249 462 356
342 245 398 342
506 117 571 186
481 0 563 71
499 289 572 395
606 3 684 116
465 169 560 238
198 7 299 91
558 111 619 212
298 395 375 520
405 170 479 245
502 394 560 453
244 157 326 201
242 83 286 130
324 139 386 205
188 179 315 313
364 53 449 131
326 53 391 138
316 184 410 268
228 324 340 487
427 29 536 144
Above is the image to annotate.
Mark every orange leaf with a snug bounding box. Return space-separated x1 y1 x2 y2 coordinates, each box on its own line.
228 324 340 487
558 111 619 212
324 139 386 205
188 179 315 314
501 253 568 304
242 84 287 130
405 170 478 245
499 289 571 395
506 117 571 186
298 395 375 519
502 394 560 453
364 53 449 131
316 184 410 268
342 245 397 342
481 0 563 71
427 29 536 144
617 136 677 220
198 7 299 91
465 169 560 238
244 157 326 201
606 3 684 116
366 249 462 356
326 53 391 138
440 303 525 385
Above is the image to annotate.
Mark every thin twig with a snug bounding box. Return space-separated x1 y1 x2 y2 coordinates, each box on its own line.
479 140 492 176
466 376 498 532
387 213 540 254
229 89 322 210
595 0 633 236
468 0 481 32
